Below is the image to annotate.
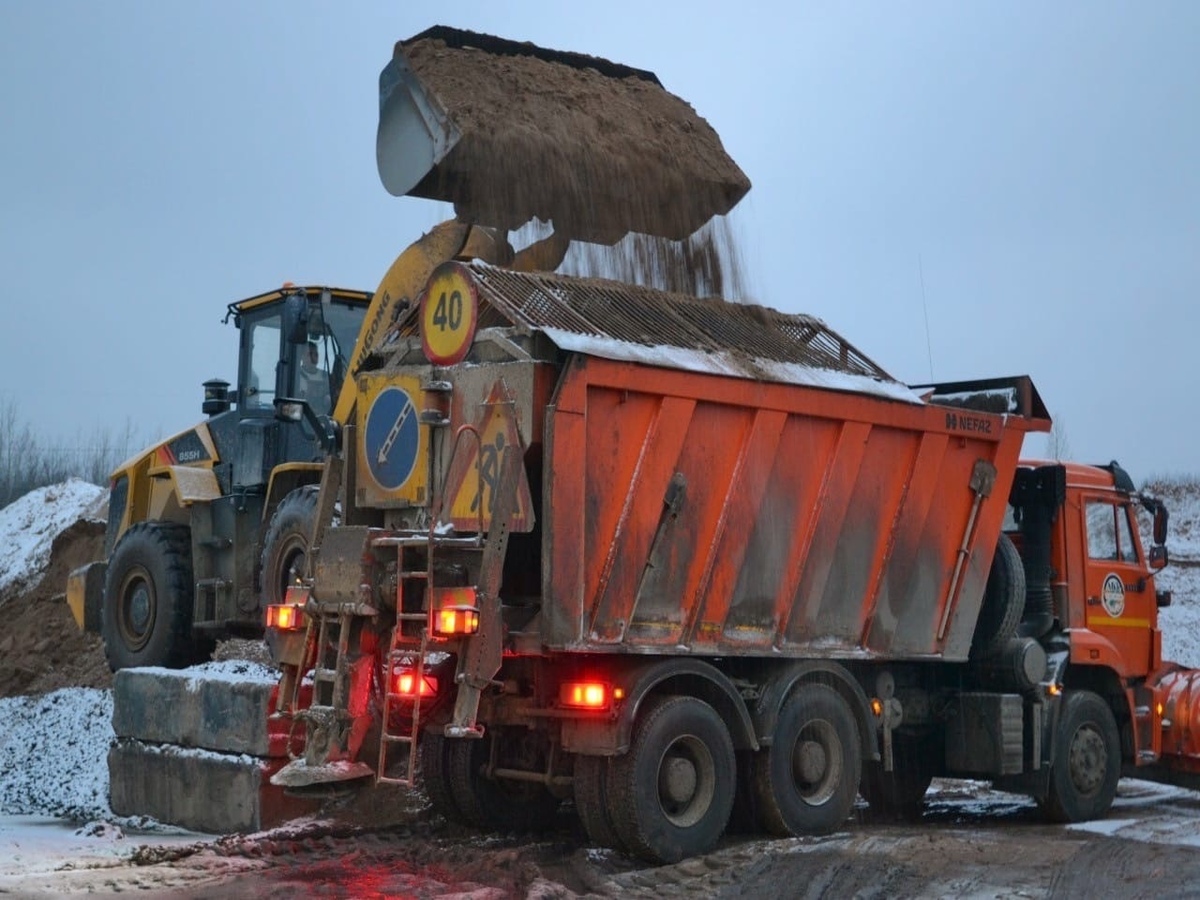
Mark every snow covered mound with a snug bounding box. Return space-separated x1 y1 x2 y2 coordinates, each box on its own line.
0 479 105 605
0 689 113 820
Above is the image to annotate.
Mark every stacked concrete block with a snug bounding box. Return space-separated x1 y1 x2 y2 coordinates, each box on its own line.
109 666 318 833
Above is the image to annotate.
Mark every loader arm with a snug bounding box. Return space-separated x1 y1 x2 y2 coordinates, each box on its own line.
332 220 573 425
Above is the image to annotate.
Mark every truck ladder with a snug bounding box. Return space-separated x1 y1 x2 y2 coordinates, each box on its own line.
374 535 434 787
279 598 377 775
372 532 484 787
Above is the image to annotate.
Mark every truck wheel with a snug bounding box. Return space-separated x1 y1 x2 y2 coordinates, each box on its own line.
445 729 560 831
419 732 467 825
607 695 736 863
101 522 207 670
260 486 319 607
1040 690 1121 823
859 732 936 818
573 755 627 851
970 533 1026 660
753 682 861 836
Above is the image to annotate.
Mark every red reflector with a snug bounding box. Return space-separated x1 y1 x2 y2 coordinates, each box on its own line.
391 669 438 698
560 682 610 709
265 604 303 630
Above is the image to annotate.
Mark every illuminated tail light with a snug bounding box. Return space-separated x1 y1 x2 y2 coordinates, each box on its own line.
266 603 303 630
560 682 614 710
391 669 439 698
430 586 480 637
433 606 480 636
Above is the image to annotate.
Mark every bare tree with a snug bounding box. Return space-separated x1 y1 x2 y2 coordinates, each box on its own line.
1044 414 1072 461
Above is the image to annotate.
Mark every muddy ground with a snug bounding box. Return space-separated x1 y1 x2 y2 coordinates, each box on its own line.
6 523 1200 898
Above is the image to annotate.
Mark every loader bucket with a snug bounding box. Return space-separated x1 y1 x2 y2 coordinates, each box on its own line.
377 26 751 244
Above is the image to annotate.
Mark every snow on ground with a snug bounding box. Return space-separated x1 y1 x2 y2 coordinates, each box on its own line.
0 478 104 604
0 689 114 821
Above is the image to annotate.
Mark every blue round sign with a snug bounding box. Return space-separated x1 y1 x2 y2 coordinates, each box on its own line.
364 386 419 490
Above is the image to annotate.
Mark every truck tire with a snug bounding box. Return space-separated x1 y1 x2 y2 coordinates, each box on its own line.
260 486 319 608
859 731 936 818
752 682 861 836
970 533 1026 660
445 729 560 832
419 732 467 825
102 522 208 671
607 694 736 864
1040 690 1121 823
573 754 627 851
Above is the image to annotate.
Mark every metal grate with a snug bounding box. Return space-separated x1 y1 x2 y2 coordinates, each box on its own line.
467 264 895 381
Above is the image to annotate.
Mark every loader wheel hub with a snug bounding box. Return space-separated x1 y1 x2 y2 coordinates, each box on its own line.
127 586 151 634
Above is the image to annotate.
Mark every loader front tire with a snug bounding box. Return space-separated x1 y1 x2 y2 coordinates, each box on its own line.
260 486 319 608
102 522 207 671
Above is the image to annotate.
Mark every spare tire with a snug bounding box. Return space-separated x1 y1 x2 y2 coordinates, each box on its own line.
970 533 1026 660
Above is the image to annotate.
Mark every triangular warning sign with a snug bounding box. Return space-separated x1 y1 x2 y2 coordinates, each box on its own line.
441 385 535 533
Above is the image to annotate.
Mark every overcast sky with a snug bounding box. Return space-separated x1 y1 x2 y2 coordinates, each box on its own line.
2 2 1196 480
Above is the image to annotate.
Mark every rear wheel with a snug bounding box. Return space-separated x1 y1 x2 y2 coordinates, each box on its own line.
102 522 209 670
419 732 467 825
607 695 736 864
573 754 626 851
753 682 861 836
260 486 319 607
1040 690 1121 823
445 729 560 832
859 731 937 818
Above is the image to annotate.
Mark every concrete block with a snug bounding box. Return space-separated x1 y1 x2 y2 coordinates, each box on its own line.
112 667 282 757
109 739 320 834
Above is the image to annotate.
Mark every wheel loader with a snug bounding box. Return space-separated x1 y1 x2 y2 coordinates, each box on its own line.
66 285 371 669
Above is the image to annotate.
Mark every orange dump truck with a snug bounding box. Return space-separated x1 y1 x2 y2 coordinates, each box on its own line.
266 261 1197 863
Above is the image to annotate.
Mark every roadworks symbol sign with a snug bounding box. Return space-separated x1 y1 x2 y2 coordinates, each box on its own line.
443 400 534 533
1101 573 1126 618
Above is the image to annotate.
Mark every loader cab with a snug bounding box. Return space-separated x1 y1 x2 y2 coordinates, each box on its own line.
219 286 371 487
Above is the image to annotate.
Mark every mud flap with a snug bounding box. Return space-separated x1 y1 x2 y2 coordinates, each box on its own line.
66 560 106 633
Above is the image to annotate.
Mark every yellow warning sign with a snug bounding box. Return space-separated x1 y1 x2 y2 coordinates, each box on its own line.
443 400 535 533
420 262 478 366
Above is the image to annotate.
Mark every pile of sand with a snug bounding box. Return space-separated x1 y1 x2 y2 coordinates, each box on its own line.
396 28 752 301
0 519 110 698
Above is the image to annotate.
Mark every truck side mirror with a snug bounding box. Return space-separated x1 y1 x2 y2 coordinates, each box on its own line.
1149 544 1168 570
307 290 329 339
1153 503 1169 546
283 293 310 345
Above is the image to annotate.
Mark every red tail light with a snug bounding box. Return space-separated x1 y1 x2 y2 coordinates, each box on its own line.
391 669 439 698
560 681 614 710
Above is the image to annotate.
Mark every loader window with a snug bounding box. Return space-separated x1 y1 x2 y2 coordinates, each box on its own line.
245 317 282 409
1085 501 1139 563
